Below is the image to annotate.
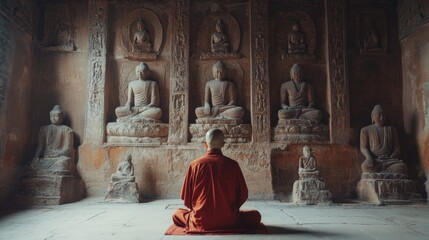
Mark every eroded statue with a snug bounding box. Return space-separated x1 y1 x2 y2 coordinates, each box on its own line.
299 145 316 173
132 18 152 53
31 105 74 175
195 61 244 121
111 154 135 183
360 105 407 174
278 64 322 122
115 62 162 123
211 20 230 53
288 22 306 54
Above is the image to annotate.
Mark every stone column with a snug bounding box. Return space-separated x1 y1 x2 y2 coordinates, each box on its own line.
325 0 350 144
84 0 108 145
250 0 270 143
168 0 189 144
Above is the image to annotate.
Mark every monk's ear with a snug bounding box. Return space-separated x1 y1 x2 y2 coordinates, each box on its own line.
204 142 208 149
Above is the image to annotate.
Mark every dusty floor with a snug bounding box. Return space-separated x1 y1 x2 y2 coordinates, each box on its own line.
0 197 428 240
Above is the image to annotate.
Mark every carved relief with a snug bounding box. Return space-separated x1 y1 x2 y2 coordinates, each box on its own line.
85 0 107 144
121 8 163 61
10 0 33 33
251 0 270 143
357 9 387 54
168 0 189 143
398 0 429 39
199 12 241 60
42 2 77 52
189 124 251 143
0 15 11 111
277 11 316 60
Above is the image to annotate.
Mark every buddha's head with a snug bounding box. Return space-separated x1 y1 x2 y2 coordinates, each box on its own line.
125 153 132 163
290 63 303 82
215 20 224 33
212 61 226 80
205 128 225 150
50 105 64 125
292 22 301 32
371 104 385 125
136 18 145 31
303 145 311 158
136 62 149 80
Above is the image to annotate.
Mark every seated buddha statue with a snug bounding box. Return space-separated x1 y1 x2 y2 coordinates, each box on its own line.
115 62 162 123
299 145 316 173
288 22 306 54
195 61 244 121
278 64 322 122
111 154 135 183
132 18 152 53
31 105 75 175
360 105 408 175
210 20 230 53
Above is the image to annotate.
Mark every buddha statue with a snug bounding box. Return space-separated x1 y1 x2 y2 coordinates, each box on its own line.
115 62 162 123
195 61 244 120
363 28 380 49
210 20 230 53
132 18 152 53
278 64 322 122
288 22 306 54
111 154 135 183
299 145 316 173
360 105 408 174
31 105 74 175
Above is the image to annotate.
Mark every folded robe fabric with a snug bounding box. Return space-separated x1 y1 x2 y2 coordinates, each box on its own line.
164 222 269 235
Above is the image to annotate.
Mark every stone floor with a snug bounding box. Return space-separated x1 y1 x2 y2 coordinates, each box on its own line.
0 198 428 240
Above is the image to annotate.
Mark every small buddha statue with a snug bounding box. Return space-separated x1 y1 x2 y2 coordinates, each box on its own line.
210 20 230 53
31 105 74 175
195 61 244 120
299 145 316 173
132 18 152 53
115 62 162 122
111 154 135 183
278 64 322 122
360 105 408 175
288 22 306 54
363 28 380 49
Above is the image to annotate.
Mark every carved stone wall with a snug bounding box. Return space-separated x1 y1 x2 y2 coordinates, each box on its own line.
399 0 429 199
0 0 37 205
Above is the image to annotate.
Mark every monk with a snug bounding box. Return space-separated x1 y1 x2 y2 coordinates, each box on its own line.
172 128 261 233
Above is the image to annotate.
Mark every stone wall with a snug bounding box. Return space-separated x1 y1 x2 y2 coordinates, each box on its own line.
399 0 429 199
0 0 37 205
1 0 423 204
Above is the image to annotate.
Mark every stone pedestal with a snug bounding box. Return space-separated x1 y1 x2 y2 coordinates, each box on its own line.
189 120 251 143
273 119 329 142
292 171 332 205
105 182 140 203
357 173 423 205
106 122 168 144
17 174 86 205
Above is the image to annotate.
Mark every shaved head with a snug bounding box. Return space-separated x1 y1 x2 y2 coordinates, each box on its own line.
205 128 225 149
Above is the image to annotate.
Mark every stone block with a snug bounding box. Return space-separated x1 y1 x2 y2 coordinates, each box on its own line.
273 120 329 143
105 182 140 203
292 178 332 205
106 122 168 144
357 175 423 205
17 175 86 205
189 123 251 143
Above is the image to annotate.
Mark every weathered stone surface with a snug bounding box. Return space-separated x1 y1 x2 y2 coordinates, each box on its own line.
293 179 332 205
105 182 139 203
106 122 168 144
357 175 423 205
17 175 85 205
189 123 251 143
273 119 329 143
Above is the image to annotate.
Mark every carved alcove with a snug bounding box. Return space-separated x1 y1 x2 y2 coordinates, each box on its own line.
197 11 241 60
41 2 77 52
277 11 316 60
356 9 388 55
189 1 251 142
120 8 164 61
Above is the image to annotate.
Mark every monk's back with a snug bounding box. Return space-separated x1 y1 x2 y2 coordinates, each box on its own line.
186 150 247 231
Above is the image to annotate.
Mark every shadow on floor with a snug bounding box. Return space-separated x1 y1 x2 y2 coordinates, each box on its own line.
266 225 344 237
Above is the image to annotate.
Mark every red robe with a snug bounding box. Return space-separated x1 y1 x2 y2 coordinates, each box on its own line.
173 149 260 233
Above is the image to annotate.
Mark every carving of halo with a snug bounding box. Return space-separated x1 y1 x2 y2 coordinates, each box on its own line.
198 12 241 53
121 8 163 55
